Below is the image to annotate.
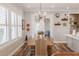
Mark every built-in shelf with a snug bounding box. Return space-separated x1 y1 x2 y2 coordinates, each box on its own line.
69 14 79 34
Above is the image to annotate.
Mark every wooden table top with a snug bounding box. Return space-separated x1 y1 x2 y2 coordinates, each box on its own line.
27 38 53 47
27 37 53 56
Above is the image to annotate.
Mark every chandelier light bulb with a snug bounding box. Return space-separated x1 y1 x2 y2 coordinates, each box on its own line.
43 12 47 16
38 11 41 15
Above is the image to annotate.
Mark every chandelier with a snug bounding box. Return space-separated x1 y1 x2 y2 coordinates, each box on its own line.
38 3 47 20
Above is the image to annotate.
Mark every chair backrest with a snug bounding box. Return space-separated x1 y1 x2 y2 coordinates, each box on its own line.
35 39 47 56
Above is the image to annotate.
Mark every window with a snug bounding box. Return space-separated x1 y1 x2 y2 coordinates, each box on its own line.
18 15 22 26
11 12 17 40
0 6 23 44
0 6 8 44
18 15 22 37
11 12 23 40
0 7 7 25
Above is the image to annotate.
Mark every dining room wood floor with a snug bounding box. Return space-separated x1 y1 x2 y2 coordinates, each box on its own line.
13 42 75 56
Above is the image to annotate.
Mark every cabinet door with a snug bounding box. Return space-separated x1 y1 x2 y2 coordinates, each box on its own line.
67 37 73 49
72 39 79 52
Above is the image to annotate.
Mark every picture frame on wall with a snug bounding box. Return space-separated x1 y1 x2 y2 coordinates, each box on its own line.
22 19 25 30
63 23 67 26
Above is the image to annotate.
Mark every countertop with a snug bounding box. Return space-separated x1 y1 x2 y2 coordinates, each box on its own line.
65 34 79 40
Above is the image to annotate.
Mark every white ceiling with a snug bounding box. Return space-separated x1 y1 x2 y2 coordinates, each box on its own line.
12 3 79 12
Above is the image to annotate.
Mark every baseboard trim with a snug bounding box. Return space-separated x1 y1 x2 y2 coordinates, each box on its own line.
54 41 67 43
9 43 24 56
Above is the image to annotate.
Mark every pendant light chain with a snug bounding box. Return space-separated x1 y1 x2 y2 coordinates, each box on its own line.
40 3 41 12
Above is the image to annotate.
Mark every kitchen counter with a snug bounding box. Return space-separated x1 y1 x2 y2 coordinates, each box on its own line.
65 34 79 40
65 34 79 52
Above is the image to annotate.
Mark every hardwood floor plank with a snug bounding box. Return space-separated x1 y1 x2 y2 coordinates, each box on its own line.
13 42 75 56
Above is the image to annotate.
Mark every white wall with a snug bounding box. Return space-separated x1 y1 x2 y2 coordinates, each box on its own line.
24 13 53 38
53 13 70 41
24 13 33 38
0 4 25 56
24 10 79 42
24 12 69 41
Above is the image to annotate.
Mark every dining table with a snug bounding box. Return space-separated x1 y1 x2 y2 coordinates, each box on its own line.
27 37 53 56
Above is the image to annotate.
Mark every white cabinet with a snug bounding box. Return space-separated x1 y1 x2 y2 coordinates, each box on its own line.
72 39 79 52
66 37 73 49
65 34 79 52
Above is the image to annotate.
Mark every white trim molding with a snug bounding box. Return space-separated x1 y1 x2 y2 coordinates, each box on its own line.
54 41 67 43
9 43 24 56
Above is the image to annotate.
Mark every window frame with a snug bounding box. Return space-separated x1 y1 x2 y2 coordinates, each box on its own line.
0 6 23 45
